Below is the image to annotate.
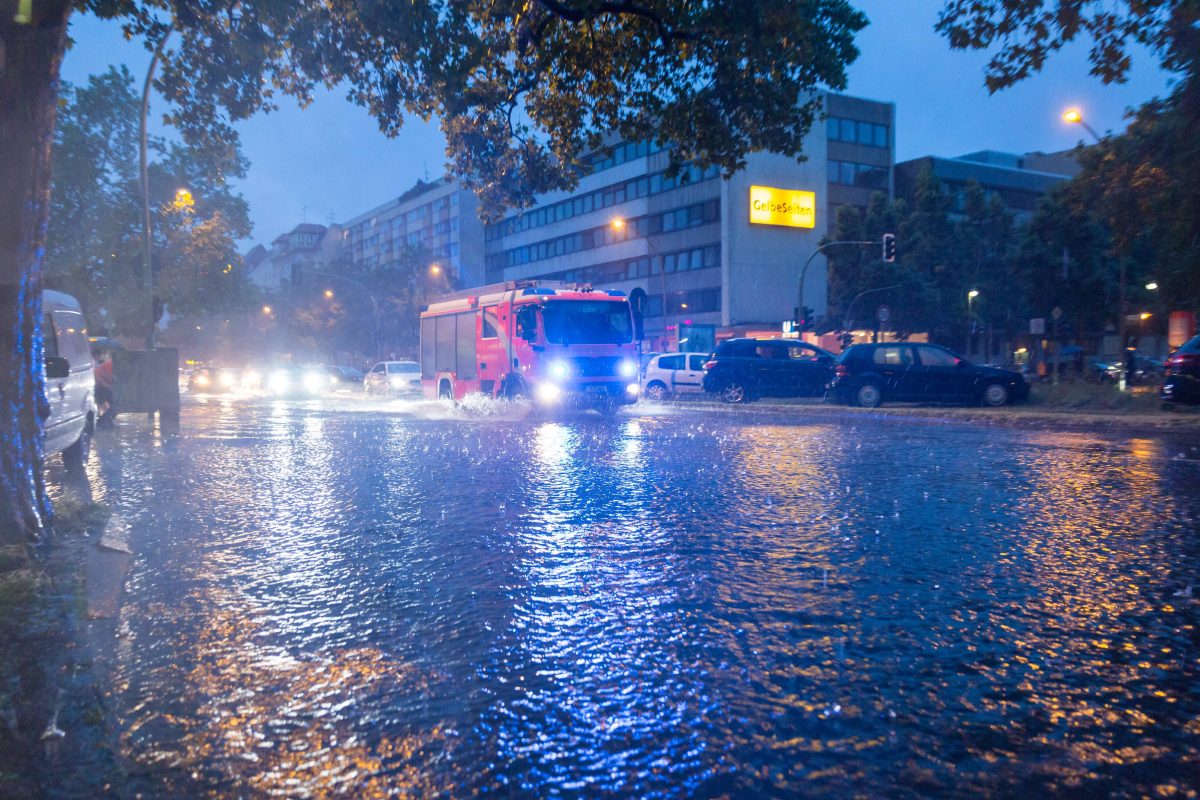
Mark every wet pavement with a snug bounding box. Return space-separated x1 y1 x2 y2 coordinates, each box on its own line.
59 394 1200 797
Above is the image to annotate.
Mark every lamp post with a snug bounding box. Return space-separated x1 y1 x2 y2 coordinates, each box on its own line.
139 21 175 351
610 217 669 350
966 289 979 356
1062 108 1101 143
798 240 880 338
305 269 382 359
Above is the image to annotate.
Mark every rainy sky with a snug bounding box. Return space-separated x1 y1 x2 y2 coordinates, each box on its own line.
60 1 1174 251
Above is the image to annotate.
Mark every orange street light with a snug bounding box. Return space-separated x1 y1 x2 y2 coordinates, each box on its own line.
261 305 272 315
429 263 442 276
324 289 334 299
610 217 626 232
1061 107 1100 142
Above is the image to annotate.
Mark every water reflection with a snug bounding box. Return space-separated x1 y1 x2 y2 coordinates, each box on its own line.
90 404 1200 797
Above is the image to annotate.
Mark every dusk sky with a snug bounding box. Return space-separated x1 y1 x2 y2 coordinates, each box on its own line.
60 2 1175 251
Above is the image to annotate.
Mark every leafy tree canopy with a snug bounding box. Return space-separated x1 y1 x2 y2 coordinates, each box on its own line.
80 0 868 216
46 65 252 338
936 0 1198 91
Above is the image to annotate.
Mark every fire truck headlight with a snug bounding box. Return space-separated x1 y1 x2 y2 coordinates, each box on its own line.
625 382 640 396
548 361 571 381
534 383 562 404
618 360 637 378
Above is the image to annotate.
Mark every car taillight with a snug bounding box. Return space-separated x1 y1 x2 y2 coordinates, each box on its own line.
703 360 717 371
1167 353 1199 374
835 364 849 378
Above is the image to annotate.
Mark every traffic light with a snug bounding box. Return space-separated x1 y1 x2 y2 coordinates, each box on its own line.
793 306 814 332
882 232 896 263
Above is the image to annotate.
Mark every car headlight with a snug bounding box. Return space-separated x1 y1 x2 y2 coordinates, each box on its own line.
534 383 562 404
242 370 261 388
547 361 570 381
269 371 291 393
618 360 637 378
302 372 323 393
194 374 210 387
625 382 640 396
219 371 236 388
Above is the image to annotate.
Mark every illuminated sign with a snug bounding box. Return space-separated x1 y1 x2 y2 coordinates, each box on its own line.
749 185 816 228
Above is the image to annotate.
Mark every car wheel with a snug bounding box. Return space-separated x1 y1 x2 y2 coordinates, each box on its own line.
644 381 668 401
855 383 882 408
981 382 1009 407
62 418 93 472
720 381 749 404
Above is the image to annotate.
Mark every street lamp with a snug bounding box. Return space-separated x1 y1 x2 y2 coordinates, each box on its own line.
610 216 668 350
966 290 979 356
173 187 194 211
261 305 273 316
1146 281 1158 291
139 21 176 351
1062 108 1101 142
324 289 334 299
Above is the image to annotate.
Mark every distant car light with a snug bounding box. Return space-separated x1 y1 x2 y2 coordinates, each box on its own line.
194 374 210 387
625 382 640 396
302 372 324 393
619 360 637 377
269 370 291 393
548 361 570 381
534 383 563 404
218 371 236 388
242 370 261 388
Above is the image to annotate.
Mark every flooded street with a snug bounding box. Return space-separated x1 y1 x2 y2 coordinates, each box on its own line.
68 397 1200 797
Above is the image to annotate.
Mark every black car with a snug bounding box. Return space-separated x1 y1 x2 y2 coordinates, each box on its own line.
830 342 1029 408
701 338 835 403
1162 334 1200 407
325 365 365 392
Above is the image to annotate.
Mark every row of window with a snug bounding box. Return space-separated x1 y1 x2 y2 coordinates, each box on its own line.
487 163 721 241
487 200 720 271
526 243 721 286
585 139 666 172
828 160 890 190
826 116 890 149
348 193 460 245
644 287 722 318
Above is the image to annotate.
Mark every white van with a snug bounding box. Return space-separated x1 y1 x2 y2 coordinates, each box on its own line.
641 352 709 400
43 290 96 469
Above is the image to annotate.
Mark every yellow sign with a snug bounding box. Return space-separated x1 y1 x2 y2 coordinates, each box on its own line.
749 185 816 228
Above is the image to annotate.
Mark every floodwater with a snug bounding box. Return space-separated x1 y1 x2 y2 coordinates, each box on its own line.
68 396 1200 797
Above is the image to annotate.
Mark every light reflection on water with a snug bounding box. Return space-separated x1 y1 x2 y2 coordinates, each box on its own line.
91 403 1200 797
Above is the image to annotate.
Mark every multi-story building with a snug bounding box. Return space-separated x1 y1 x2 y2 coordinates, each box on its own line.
482 93 896 351
341 178 486 288
895 149 1077 223
244 223 344 291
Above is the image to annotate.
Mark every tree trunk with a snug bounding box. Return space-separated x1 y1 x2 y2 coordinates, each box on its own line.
0 0 73 544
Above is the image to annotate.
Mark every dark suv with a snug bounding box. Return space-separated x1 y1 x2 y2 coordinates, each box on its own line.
701 338 835 403
830 342 1029 408
1162 334 1200 408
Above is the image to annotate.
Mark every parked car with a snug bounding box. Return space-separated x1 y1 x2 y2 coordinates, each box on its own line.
830 342 1029 408
1090 355 1163 384
701 338 835 403
364 361 422 395
641 352 709 400
1162 335 1200 408
42 290 96 470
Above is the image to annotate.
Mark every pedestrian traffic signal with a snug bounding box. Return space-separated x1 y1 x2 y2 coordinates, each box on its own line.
882 233 896 263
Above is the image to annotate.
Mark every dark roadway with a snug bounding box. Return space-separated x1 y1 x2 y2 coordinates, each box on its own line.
51 394 1200 797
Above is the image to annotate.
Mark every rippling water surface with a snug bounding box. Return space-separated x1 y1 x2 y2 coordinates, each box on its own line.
83 399 1200 797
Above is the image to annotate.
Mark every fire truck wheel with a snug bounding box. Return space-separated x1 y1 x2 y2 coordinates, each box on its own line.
503 377 527 401
438 380 454 401
596 399 621 416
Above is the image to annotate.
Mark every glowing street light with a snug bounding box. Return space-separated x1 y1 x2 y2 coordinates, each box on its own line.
173 187 194 210
429 263 442 276
1140 312 1152 321
965 290 980 356
1061 107 1101 142
1146 281 1158 291
261 305 273 315
324 289 334 299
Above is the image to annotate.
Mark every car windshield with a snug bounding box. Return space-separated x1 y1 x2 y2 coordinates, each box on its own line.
388 363 420 374
542 300 633 345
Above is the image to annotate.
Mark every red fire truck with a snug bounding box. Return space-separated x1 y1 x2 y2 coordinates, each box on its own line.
419 280 642 412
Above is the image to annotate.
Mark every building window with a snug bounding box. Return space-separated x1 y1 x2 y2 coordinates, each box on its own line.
829 160 889 190
827 116 890 149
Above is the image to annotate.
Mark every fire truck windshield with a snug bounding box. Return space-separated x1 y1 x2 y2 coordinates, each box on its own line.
542 300 633 345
